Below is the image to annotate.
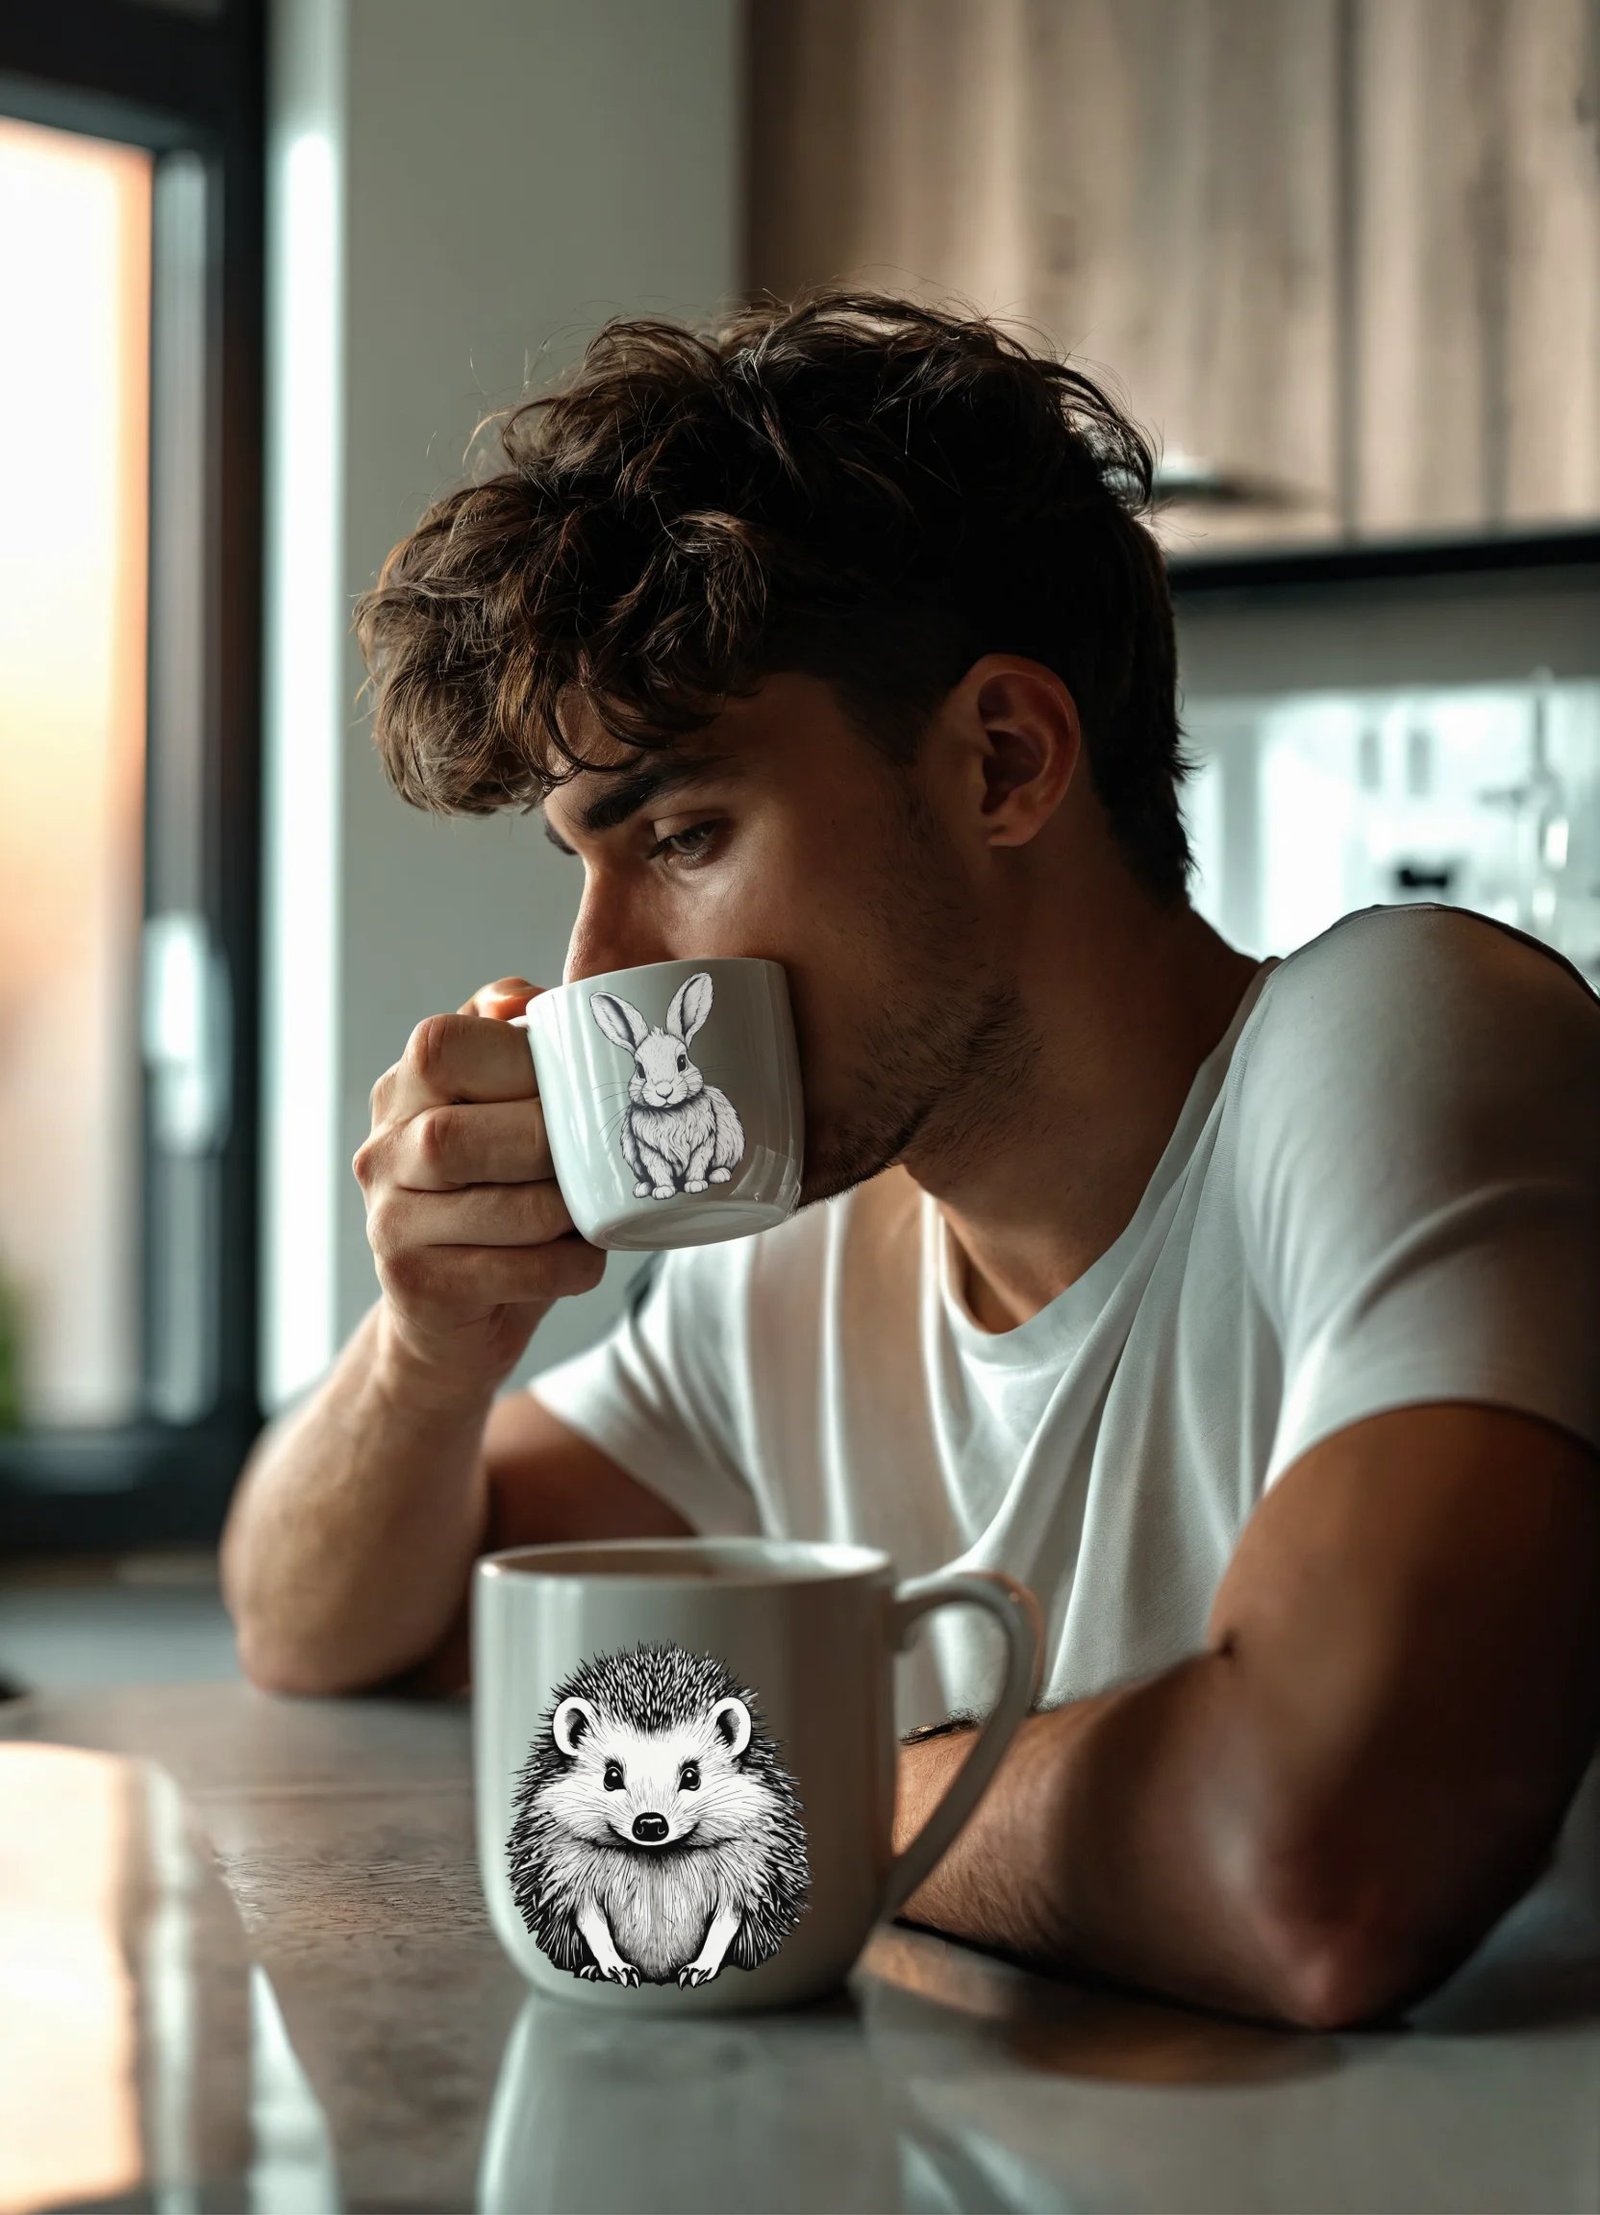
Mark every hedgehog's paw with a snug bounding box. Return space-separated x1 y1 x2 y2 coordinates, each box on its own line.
577 1963 602 1980
604 1959 640 1987
685 1177 708 1193
709 1167 732 1183
632 1179 651 1197
651 1184 675 1201
678 1962 718 1988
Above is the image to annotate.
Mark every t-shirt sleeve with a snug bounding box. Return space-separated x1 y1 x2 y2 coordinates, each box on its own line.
1235 908 1600 1493
525 1245 763 1536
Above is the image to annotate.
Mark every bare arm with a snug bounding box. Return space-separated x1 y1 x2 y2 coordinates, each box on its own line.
221 1338 691 1696
220 1297 496 1694
221 974 687 1697
370 1387 693 1698
890 1401 1600 2030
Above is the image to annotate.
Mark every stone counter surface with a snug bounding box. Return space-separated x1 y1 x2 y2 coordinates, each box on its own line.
3 1683 1598 2213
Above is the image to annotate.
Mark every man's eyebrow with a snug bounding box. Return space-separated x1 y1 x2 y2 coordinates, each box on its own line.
539 749 738 856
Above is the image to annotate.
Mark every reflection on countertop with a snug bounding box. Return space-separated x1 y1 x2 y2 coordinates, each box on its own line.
0 1742 336 2215
3 1685 1598 2215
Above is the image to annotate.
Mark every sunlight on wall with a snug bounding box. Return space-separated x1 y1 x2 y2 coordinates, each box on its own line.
0 117 148 1425
261 117 342 1409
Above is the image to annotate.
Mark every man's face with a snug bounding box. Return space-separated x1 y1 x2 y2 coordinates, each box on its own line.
538 671 1037 1210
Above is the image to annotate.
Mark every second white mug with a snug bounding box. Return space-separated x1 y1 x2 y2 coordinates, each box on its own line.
473 1536 1046 2014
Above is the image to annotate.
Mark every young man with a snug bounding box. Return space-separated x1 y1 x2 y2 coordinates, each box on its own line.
221 290 1600 2033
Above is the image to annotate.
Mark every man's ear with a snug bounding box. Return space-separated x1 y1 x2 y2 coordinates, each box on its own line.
965 656 1081 850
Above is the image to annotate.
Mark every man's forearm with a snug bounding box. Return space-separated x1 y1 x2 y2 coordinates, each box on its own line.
891 1653 1338 2029
220 1300 501 1696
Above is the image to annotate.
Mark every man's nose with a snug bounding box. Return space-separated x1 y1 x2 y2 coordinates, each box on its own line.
564 909 668 987
566 947 668 987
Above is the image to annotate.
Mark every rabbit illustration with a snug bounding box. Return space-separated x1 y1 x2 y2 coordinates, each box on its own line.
589 972 745 1200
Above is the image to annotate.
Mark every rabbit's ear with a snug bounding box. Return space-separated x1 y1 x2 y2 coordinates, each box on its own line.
590 993 648 1051
666 972 713 1045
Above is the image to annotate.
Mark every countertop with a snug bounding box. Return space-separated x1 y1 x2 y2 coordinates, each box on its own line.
3 1682 1598 2213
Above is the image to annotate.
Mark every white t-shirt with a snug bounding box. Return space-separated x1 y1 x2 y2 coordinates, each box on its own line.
528 901 1600 1989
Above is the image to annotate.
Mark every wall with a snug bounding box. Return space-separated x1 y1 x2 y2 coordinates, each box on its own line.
261 0 740 1412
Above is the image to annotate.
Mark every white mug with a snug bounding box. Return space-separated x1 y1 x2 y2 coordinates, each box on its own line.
516 956 803 1250
473 1537 1045 2015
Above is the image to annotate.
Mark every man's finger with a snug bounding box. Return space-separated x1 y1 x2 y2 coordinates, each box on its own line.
456 976 541 1019
391 1096 554 1191
379 1009 541 1123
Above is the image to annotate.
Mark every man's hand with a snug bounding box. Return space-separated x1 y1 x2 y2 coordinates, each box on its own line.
887 1401 1600 2030
354 976 606 1402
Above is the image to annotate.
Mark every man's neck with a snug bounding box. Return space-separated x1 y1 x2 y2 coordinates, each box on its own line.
907 905 1272 1336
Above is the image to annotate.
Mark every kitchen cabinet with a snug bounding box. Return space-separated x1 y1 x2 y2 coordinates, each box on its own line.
744 0 1600 556
1352 0 1600 535
1016 0 1343 552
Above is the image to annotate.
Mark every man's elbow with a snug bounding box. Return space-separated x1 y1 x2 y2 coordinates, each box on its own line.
233 1622 371 1699
1233 1846 1432 2028
1252 1820 1563 2031
1262 1915 1418 2032
233 1609 470 1701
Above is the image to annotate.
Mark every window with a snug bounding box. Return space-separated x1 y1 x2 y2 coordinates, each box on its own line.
0 118 151 1431
0 0 263 1548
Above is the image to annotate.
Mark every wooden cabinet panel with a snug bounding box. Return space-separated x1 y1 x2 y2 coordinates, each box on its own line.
1503 0 1600 524
1018 0 1342 552
744 0 1600 550
745 0 1343 554
746 0 1033 319
1352 0 1600 534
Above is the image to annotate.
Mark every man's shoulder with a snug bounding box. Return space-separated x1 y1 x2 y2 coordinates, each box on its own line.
1232 901 1600 1157
1258 901 1597 1018
1240 902 1597 1084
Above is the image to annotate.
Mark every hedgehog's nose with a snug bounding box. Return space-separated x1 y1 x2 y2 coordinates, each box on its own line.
632 1812 668 1843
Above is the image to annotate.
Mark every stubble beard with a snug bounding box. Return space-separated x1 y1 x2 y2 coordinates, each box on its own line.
794 780 1040 1212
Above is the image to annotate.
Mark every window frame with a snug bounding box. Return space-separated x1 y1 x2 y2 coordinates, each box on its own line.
0 0 264 1549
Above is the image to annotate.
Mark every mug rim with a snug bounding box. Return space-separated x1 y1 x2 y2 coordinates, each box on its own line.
525 954 785 1017
477 1535 893 1589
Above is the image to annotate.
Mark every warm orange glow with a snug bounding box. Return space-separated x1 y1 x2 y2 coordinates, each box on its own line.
0 117 149 1424
0 1747 143 2213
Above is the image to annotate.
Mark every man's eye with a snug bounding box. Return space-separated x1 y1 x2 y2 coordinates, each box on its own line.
648 821 721 868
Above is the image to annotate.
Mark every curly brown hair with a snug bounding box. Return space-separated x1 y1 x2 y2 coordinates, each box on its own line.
352 286 1199 908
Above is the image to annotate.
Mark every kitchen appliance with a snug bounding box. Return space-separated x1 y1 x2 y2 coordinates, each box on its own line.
1182 675 1600 988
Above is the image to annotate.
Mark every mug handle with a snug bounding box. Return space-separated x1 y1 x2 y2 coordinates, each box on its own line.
880 1569 1045 1921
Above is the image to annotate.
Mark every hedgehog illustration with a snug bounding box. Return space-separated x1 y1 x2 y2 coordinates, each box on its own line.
506 1640 811 1988
588 972 746 1200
